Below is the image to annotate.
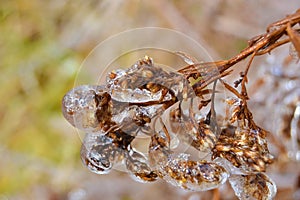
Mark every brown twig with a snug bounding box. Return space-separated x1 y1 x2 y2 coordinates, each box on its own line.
177 9 300 90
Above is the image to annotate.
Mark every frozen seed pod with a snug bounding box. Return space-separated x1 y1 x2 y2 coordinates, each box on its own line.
229 173 277 200
125 149 158 183
212 125 274 173
62 85 109 133
163 99 217 153
149 131 228 191
107 56 193 104
80 133 125 174
189 123 218 152
163 155 228 191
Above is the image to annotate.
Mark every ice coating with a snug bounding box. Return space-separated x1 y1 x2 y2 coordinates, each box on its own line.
211 98 274 173
106 56 193 104
157 97 218 154
212 126 274 173
80 133 114 174
61 55 277 198
62 57 194 135
169 103 217 152
80 132 126 174
149 131 229 191
125 149 158 183
229 173 277 200
62 85 107 132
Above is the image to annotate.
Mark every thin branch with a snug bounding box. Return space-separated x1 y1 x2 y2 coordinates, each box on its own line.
177 9 300 88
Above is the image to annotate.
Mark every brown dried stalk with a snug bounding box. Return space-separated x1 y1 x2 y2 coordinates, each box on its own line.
178 9 300 93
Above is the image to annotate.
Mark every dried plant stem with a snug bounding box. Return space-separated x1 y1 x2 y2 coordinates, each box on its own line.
178 9 300 92
240 50 256 99
212 188 220 200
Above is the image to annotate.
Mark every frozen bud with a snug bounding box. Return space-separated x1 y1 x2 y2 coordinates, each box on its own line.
229 173 277 200
157 154 229 191
148 132 171 168
190 124 217 152
149 132 228 191
62 85 109 132
80 133 125 175
212 126 273 173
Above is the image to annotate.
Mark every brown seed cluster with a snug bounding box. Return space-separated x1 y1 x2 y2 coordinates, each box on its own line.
107 56 192 107
168 104 218 152
62 56 276 199
149 130 228 191
212 125 273 172
212 99 274 172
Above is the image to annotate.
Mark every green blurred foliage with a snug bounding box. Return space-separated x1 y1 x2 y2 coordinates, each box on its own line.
0 0 82 195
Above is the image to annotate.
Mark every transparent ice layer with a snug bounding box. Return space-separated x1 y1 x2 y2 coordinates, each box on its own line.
125 149 157 183
61 55 279 199
149 131 229 191
62 85 107 132
229 173 277 200
80 133 125 174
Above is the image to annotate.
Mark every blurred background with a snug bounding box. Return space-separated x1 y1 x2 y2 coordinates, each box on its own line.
0 0 299 199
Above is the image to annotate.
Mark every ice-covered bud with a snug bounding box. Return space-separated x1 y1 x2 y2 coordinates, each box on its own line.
62 85 108 132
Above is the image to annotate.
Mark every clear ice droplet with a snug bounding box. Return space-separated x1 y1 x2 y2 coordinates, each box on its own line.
229 173 277 200
125 149 157 182
80 133 124 175
62 85 107 132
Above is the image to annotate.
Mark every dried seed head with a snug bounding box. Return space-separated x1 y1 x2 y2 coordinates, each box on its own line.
215 144 231 152
157 154 229 191
61 54 277 197
212 126 273 172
